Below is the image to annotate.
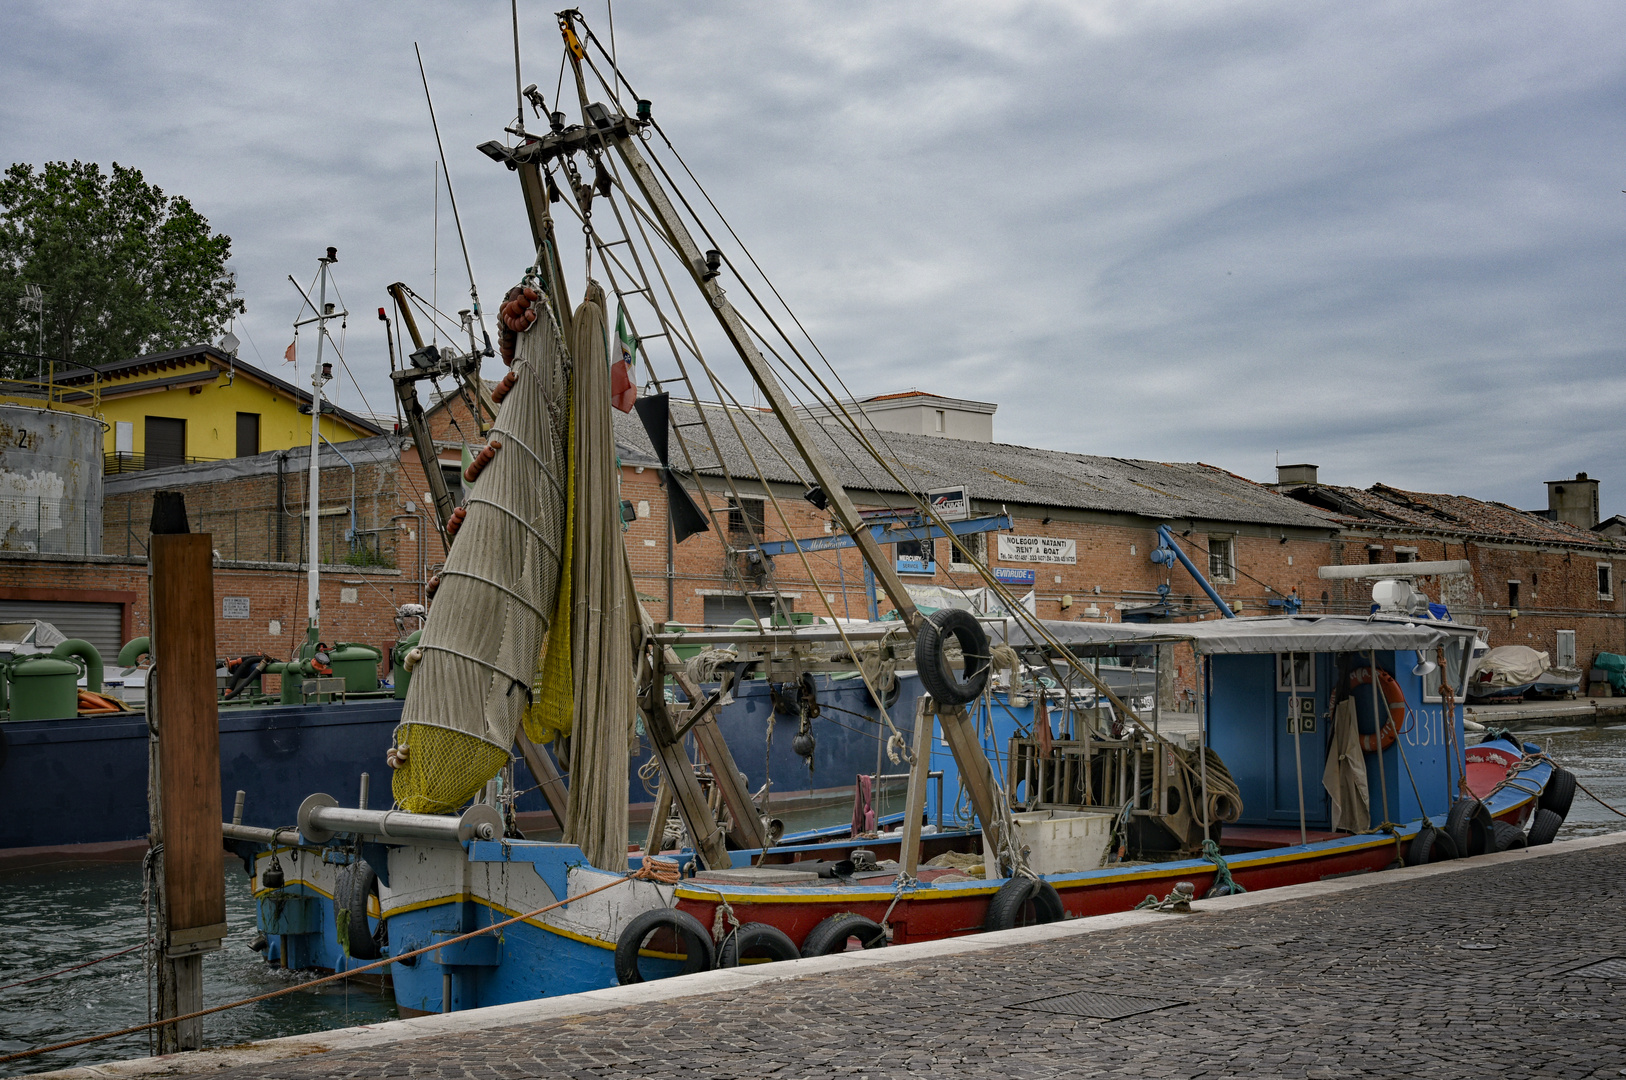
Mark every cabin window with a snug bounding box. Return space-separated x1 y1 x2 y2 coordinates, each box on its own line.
949 531 984 571
1422 638 1471 701
934 409 946 433
1275 653 1314 693
1599 563 1614 600
1207 535 1235 583
236 412 260 457
726 497 765 538
1507 581 1520 610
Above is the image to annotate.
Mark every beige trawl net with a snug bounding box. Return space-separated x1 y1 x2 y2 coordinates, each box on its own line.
391 292 570 815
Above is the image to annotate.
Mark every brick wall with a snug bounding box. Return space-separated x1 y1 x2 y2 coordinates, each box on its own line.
1324 532 1626 669
0 552 408 668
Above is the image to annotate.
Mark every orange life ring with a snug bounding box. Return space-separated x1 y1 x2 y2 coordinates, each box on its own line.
1346 666 1404 753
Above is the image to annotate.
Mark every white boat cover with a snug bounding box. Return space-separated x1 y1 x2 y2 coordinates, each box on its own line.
1473 645 1550 688
1003 614 1481 656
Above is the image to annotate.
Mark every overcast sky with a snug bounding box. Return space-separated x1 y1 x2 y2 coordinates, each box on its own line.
4 2 1625 516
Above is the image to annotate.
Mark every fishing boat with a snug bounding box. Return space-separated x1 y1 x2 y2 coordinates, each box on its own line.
225 9 1573 1015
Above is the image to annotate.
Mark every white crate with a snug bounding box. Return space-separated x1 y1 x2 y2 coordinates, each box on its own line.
984 808 1115 878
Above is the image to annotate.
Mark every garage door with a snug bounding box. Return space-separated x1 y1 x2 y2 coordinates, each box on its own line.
0 600 124 662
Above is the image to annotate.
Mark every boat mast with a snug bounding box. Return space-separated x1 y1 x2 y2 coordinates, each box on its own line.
304 249 338 635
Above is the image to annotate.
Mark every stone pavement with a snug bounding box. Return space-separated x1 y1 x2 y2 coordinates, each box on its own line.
44 835 1626 1080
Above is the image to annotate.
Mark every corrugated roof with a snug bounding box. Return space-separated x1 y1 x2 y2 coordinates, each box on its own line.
1288 482 1620 550
615 401 1337 530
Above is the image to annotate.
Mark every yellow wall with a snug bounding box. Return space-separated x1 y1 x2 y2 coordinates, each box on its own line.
95 358 370 459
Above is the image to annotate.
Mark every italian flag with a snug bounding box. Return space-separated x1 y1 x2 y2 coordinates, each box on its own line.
612 304 638 413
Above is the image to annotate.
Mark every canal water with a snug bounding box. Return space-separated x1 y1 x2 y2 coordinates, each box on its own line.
4 725 1625 1076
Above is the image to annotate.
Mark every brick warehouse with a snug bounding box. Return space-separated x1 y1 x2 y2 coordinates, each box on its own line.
6 382 1624 683
1276 465 1626 674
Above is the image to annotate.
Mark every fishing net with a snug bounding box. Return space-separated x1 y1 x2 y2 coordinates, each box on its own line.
524 394 576 745
560 282 636 871
391 292 571 815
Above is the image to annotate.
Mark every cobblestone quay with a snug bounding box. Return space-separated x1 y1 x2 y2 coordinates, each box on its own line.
44 837 1626 1080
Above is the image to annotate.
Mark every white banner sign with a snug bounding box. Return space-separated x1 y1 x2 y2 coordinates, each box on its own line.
998 534 1076 565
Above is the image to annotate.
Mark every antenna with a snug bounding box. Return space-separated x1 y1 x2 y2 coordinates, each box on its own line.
414 43 495 361
511 0 524 132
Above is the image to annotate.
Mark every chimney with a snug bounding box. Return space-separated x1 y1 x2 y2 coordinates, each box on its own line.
1275 463 1319 487
1546 472 1600 529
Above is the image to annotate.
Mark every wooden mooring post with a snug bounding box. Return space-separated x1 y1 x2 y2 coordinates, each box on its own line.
147 492 226 1052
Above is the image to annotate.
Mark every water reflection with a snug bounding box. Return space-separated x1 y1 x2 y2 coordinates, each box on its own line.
0 861 396 1077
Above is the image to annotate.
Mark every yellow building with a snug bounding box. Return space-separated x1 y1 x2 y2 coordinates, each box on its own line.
44 344 385 468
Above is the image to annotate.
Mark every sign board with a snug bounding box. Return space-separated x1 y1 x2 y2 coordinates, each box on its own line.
896 554 937 576
924 485 970 522
222 596 251 620
997 534 1076 565
992 567 1036 585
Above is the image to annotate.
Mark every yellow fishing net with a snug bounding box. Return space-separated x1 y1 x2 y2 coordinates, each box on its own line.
390 723 511 815
525 392 576 744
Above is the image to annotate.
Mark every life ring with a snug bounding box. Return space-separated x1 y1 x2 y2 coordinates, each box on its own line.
1345 666 1404 753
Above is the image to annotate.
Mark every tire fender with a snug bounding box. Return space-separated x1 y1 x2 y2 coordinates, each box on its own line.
1540 768 1577 820
614 908 715 985
335 859 382 960
716 922 801 968
799 912 885 957
1527 807 1563 846
914 609 991 707
1443 797 1494 858
984 877 1066 932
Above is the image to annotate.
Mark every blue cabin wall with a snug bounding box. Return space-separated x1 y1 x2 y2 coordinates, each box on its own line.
1206 654 1333 830
1207 650 1465 835
1351 655 1461 830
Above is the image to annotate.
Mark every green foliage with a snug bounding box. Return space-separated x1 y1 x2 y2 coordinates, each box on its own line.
343 544 396 569
0 160 244 380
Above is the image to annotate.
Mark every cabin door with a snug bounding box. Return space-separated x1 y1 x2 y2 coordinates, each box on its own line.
1268 652 1332 829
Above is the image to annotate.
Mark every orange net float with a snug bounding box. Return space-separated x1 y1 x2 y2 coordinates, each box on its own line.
1345 665 1406 753
463 439 502 484
445 506 467 537
491 371 518 404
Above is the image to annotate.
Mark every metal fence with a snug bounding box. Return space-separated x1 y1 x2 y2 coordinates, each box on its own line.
104 500 395 567
0 494 102 555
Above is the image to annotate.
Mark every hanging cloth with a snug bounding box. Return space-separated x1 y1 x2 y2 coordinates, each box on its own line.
1322 697 1371 832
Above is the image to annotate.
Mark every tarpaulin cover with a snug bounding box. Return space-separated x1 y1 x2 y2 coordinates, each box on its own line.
1472 645 1549 688
1003 614 1481 656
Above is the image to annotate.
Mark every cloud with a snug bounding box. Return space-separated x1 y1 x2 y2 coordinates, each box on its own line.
3 1 1624 513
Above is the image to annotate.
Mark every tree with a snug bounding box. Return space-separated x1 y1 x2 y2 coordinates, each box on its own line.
0 160 243 381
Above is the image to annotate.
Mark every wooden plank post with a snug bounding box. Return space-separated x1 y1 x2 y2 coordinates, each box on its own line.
933 700 1012 873
898 696 934 879
513 730 571 835
148 492 226 1053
